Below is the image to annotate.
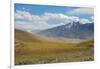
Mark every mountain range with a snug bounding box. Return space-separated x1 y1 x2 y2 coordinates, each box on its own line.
38 22 94 39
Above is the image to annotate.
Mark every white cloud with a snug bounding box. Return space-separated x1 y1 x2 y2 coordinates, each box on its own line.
42 13 79 25
68 7 94 15
15 10 33 20
15 20 65 30
15 10 81 30
15 10 92 31
79 18 91 24
15 21 51 30
68 16 79 22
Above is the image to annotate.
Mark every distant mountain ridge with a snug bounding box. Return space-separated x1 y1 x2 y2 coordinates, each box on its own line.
38 22 94 39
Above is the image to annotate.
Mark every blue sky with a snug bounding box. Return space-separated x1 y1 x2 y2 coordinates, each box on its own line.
14 3 94 31
15 4 78 15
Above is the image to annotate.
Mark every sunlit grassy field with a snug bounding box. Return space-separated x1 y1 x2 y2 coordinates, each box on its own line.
15 40 94 65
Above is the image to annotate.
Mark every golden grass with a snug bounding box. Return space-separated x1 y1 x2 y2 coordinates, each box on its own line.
15 40 94 65
15 29 94 65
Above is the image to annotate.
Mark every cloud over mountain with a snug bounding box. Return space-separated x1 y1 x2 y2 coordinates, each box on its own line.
79 18 91 24
15 10 93 31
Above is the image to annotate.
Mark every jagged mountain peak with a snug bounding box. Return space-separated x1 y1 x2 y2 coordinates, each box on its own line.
38 22 94 39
